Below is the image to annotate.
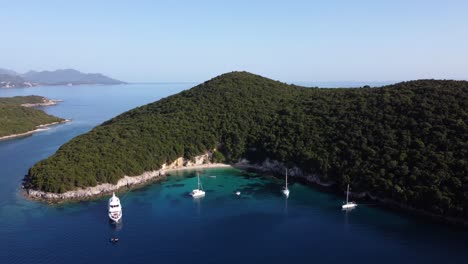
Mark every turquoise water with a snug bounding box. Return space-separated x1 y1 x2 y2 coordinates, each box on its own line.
0 84 467 264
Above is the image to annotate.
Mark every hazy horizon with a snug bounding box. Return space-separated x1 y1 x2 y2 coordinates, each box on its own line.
2 1 467 83
2 67 464 86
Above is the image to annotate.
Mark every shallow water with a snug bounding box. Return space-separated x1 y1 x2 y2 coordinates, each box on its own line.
0 84 466 264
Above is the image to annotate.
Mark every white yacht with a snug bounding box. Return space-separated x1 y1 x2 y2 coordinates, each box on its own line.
282 169 290 198
191 173 205 198
342 184 357 210
108 192 122 222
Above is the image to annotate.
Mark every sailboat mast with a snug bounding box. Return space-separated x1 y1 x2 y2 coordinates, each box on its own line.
346 184 349 204
285 169 288 190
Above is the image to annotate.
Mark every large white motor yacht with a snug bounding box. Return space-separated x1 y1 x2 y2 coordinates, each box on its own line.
108 192 122 222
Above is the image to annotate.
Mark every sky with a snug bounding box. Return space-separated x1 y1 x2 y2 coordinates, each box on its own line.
1 0 467 82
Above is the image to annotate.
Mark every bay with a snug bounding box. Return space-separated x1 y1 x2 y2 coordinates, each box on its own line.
0 84 466 264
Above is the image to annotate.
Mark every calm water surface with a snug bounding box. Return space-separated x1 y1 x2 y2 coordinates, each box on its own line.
0 84 466 264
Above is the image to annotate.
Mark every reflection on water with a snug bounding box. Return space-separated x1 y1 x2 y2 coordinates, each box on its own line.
193 196 203 217
109 221 122 245
283 195 289 216
343 207 355 232
110 220 123 232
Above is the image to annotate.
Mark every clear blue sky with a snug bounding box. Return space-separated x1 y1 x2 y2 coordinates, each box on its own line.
1 0 467 82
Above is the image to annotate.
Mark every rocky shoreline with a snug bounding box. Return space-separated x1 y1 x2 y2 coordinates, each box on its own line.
21 99 63 107
234 158 468 227
24 153 230 202
234 158 335 187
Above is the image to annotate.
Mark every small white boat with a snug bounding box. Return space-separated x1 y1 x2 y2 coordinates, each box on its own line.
235 191 241 196
108 192 122 222
191 173 205 198
282 169 290 198
342 184 357 210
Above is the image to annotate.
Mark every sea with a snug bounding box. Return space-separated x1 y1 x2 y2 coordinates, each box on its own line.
0 83 466 264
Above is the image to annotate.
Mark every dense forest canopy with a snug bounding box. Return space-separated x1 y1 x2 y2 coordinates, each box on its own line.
0 96 63 137
26 72 467 220
0 95 47 106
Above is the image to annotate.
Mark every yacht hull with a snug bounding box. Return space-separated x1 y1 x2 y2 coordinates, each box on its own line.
342 203 357 210
191 189 205 198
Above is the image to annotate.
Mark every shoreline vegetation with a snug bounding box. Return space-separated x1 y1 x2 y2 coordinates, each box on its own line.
0 119 71 141
25 153 229 201
25 72 468 225
0 95 68 141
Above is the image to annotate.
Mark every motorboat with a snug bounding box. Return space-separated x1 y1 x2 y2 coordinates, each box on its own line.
108 192 122 222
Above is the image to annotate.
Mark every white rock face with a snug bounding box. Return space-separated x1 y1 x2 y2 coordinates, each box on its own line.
27 153 214 200
21 97 59 107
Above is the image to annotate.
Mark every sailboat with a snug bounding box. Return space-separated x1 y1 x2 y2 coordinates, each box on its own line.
342 184 357 209
191 173 206 198
108 192 122 222
282 169 290 198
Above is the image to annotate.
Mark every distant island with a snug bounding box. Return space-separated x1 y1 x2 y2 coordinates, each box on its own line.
0 95 68 140
0 74 35 88
0 68 125 88
24 72 467 224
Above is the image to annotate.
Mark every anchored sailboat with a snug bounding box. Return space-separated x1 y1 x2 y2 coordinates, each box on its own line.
282 169 290 198
342 184 357 210
191 173 206 198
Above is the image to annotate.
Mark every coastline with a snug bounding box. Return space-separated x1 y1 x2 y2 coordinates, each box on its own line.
235 159 468 228
20 99 62 107
24 155 467 227
0 119 71 141
24 153 231 203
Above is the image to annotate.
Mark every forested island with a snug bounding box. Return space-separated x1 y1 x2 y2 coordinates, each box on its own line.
0 96 66 139
25 72 467 222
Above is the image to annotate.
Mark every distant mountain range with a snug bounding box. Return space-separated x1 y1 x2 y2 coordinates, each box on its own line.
0 74 35 88
0 68 125 88
0 68 18 76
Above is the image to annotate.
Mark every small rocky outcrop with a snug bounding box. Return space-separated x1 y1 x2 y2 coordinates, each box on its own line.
236 158 335 187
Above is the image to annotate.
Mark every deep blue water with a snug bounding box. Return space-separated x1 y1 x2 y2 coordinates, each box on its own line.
0 84 467 264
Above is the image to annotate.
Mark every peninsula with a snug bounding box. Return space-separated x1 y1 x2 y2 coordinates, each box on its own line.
25 72 467 223
0 96 68 140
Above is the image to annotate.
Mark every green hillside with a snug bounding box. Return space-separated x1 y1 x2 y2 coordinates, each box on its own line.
25 72 468 220
0 95 47 106
0 96 63 137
